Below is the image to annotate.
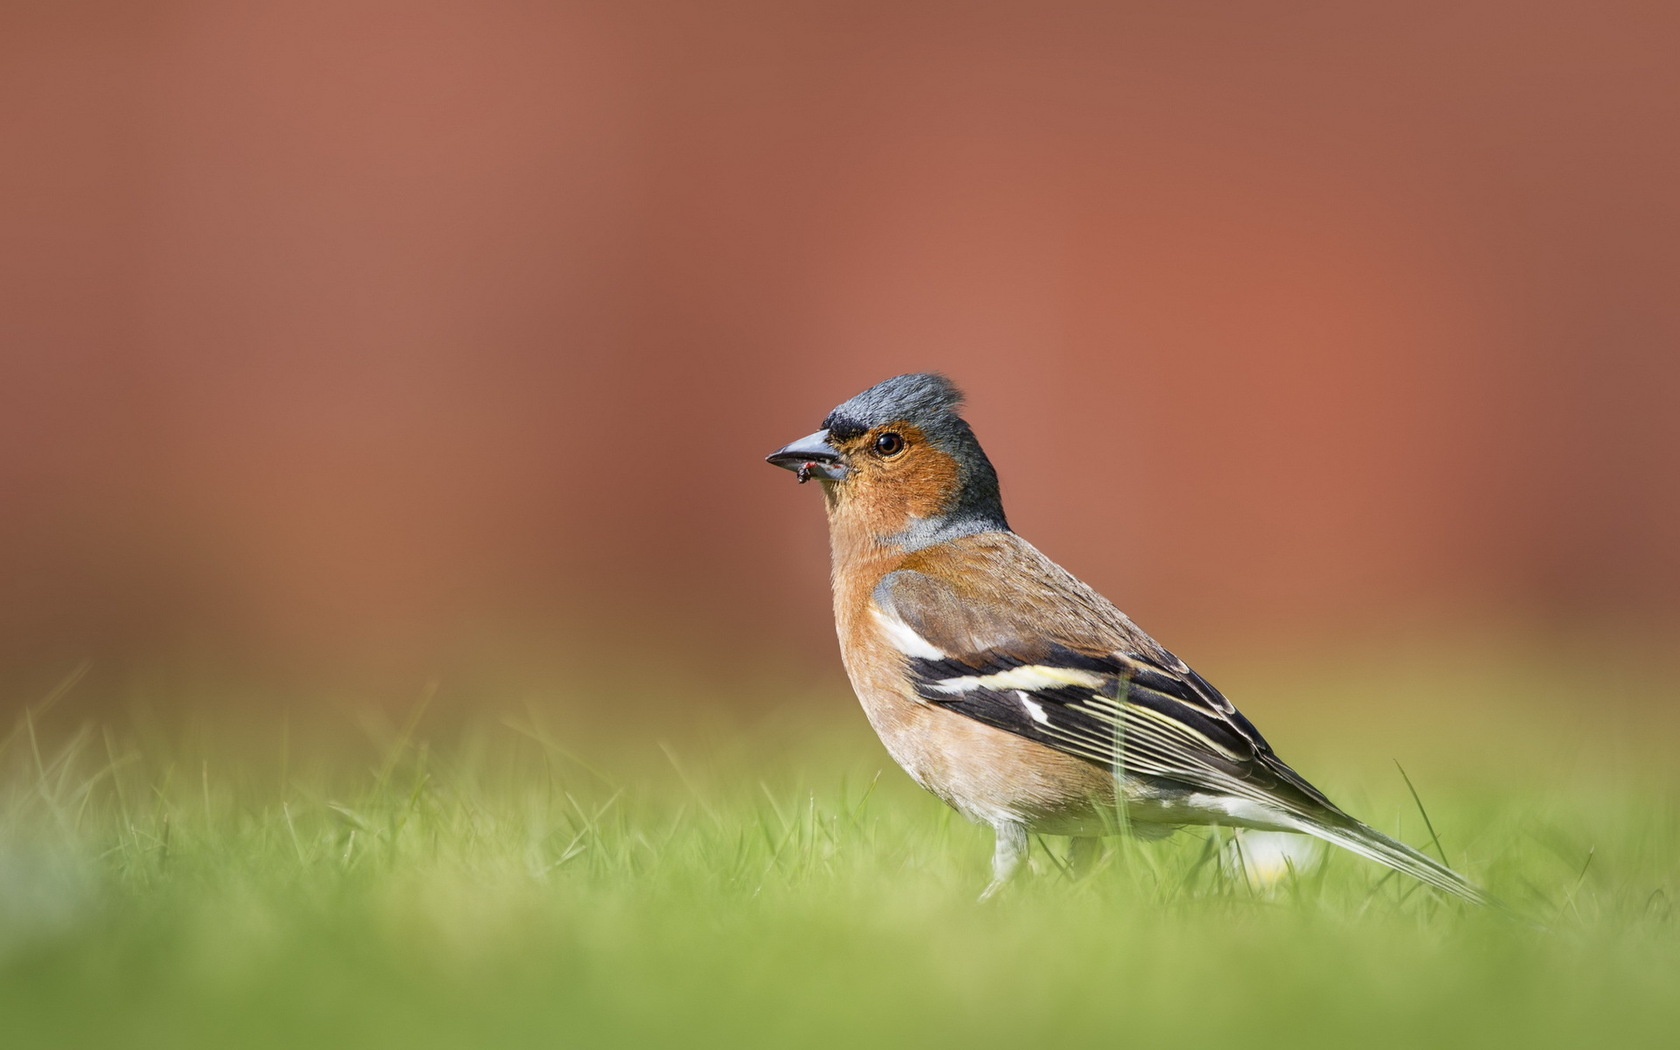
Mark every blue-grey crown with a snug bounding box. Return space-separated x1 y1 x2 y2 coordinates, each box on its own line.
822 373 963 437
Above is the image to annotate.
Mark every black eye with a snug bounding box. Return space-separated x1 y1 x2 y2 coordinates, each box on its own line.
873 432 905 457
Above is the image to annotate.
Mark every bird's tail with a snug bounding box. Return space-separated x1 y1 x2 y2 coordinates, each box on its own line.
1282 811 1496 907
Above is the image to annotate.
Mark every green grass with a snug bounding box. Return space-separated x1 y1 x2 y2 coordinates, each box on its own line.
2 658 1677 1049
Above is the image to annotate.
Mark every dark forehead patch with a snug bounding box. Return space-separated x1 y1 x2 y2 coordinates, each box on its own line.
823 413 868 441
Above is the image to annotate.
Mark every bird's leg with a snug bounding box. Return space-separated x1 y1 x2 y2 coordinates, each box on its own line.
979 821 1029 901
1067 835 1102 880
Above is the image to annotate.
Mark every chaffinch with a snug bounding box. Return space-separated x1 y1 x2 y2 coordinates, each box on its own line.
768 372 1491 903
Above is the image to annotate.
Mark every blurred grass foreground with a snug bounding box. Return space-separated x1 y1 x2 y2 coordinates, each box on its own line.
2 651 1678 1050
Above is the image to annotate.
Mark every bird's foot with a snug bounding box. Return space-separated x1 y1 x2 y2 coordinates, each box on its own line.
979 821 1029 902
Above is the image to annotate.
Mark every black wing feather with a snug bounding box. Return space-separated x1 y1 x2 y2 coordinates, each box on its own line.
875 561 1342 818
909 644 1337 815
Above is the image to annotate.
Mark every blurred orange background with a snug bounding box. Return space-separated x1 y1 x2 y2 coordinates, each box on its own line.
3 1 1677 712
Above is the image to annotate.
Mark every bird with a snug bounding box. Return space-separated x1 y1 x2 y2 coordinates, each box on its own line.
766 372 1492 904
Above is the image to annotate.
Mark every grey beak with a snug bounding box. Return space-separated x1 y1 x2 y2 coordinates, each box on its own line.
766 430 849 483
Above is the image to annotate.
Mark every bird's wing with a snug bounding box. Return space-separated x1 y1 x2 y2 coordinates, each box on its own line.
873 556 1341 821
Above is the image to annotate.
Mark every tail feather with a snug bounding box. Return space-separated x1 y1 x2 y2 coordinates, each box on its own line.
1284 813 1496 907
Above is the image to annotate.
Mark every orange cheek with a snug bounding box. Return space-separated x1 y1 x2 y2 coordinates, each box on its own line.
837 448 959 532
824 430 960 544
893 448 961 518
842 423 958 522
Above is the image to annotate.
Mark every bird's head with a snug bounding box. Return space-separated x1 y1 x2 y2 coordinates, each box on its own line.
766 372 1009 550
